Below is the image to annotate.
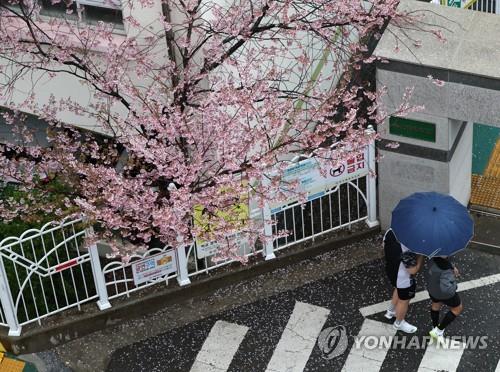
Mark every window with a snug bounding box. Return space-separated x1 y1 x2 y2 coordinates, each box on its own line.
39 0 78 19
39 0 123 27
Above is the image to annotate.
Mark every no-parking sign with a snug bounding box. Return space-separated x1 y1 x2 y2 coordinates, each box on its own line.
269 148 368 212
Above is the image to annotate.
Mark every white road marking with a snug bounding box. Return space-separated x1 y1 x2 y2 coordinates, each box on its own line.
495 358 500 372
417 339 465 372
341 319 397 372
190 320 249 372
359 273 500 317
359 291 429 317
265 301 330 372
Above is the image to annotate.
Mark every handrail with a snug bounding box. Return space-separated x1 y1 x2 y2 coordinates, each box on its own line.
463 0 479 8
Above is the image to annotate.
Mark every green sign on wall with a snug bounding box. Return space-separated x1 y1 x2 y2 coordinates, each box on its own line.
447 0 461 7
389 117 436 143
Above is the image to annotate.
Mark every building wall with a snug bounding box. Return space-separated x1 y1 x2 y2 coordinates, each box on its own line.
449 121 473 206
375 67 487 228
377 148 451 228
0 0 166 135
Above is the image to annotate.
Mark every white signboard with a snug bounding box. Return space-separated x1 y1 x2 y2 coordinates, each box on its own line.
269 148 368 213
196 233 250 259
132 250 177 285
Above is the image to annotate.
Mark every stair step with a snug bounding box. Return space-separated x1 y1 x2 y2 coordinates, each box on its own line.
471 174 500 211
0 356 26 372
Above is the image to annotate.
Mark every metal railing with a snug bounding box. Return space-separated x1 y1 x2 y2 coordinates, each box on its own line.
0 218 105 335
102 246 178 300
185 237 263 278
272 177 368 251
463 0 499 12
435 0 500 14
0 139 378 335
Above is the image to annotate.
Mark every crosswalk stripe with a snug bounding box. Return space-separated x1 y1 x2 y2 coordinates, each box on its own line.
359 291 429 317
265 301 330 372
495 358 500 372
417 339 465 372
190 320 249 372
341 319 397 372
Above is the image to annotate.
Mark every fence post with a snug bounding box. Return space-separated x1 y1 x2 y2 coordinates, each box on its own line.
88 244 111 310
0 257 22 336
365 125 380 228
176 236 191 286
260 175 276 260
262 203 276 261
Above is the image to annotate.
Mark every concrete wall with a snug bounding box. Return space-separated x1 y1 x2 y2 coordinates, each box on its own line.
372 0 500 227
377 68 500 129
449 122 473 205
376 68 480 228
378 149 451 228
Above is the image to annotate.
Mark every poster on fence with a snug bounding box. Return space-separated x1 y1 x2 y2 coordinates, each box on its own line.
268 148 368 213
132 250 177 285
195 233 251 259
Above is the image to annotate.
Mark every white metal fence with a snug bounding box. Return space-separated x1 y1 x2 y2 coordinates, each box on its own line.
433 0 500 14
0 218 108 336
0 140 378 336
271 177 368 251
466 0 499 13
102 246 178 301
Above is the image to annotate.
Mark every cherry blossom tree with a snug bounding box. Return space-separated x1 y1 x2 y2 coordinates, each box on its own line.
0 0 434 258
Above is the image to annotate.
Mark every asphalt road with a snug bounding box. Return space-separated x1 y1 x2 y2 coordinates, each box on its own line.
107 249 500 372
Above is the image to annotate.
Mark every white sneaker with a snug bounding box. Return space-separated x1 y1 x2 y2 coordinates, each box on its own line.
384 309 396 319
393 320 417 333
429 326 444 340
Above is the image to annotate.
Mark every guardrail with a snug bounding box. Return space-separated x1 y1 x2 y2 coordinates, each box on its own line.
464 0 499 12
0 139 377 335
0 218 105 336
435 0 499 14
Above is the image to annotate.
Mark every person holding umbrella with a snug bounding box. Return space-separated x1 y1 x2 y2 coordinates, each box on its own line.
383 228 424 333
390 192 473 339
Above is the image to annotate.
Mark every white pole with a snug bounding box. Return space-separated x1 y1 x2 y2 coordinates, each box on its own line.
365 125 380 228
262 203 277 260
176 236 191 286
261 176 276 261
0 257 22 336
88 243 111 310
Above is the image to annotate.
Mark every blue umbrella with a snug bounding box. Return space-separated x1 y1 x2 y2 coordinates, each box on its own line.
391 192 474 257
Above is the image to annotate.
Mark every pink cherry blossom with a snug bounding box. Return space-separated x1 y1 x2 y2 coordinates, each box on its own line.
0 0 441 260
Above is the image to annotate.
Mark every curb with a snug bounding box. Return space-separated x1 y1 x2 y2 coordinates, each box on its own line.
1 226 380 355
469 241 500 256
